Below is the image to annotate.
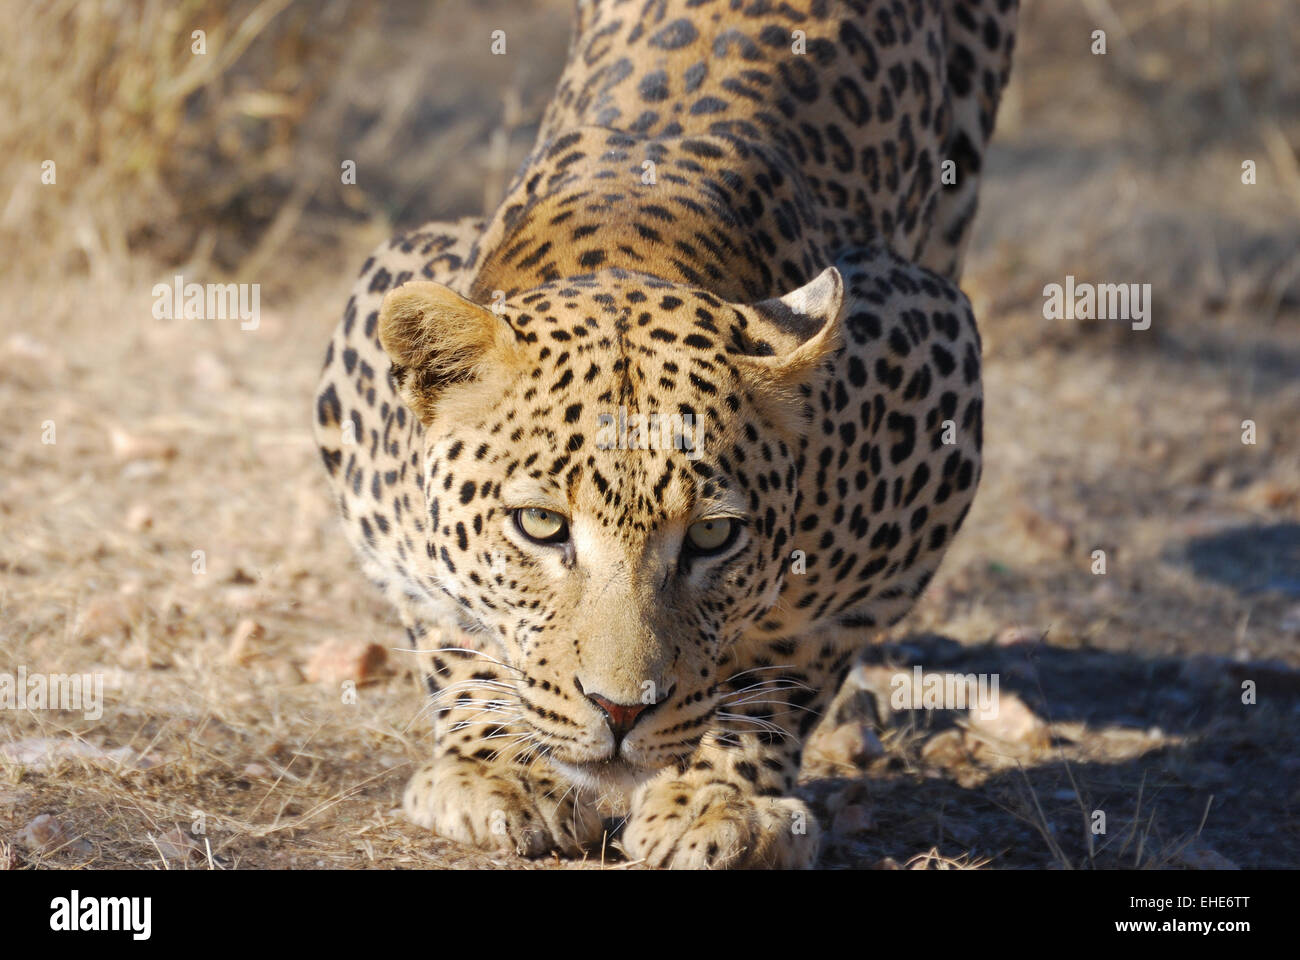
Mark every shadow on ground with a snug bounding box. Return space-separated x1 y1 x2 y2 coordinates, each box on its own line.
1175 523 1300 599
799 631 1300 870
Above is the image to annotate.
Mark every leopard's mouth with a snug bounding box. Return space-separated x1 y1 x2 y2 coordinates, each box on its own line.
548 756 662 811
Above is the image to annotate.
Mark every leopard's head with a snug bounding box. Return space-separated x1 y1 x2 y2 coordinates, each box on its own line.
378 267 842 791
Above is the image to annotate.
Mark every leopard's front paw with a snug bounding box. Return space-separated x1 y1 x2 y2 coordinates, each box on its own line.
621 778 821 869
404 754 604 858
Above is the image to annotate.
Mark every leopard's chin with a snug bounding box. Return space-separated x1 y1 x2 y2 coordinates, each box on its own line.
547 756 664 814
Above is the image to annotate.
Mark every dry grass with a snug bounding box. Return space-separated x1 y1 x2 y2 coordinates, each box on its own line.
1 0 1299 869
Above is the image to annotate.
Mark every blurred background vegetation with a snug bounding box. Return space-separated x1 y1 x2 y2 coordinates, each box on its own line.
2 0 1295 307
1 0 573 289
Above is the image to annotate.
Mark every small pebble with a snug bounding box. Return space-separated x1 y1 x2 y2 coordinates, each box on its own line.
109 426 176 463
17 814 66 852
305 639 388 685
153 827 200 866
969 693 1049 749
125 503 154 532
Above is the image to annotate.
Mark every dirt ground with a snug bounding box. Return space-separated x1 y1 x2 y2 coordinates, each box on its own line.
1 0 1298 870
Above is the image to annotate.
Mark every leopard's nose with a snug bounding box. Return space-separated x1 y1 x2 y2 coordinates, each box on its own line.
585 693 652 749
574 676 674 752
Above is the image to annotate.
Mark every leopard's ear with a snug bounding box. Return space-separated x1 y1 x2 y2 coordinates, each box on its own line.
732 268 844 428
378 281 518 422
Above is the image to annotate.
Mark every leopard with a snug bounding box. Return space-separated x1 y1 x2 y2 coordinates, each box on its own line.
314 0 1017 868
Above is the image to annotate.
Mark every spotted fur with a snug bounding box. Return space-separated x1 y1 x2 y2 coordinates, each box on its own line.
315 0 1016 868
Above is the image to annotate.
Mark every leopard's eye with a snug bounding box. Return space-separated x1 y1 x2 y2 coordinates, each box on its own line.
685 518 735 555
515 507 569 544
